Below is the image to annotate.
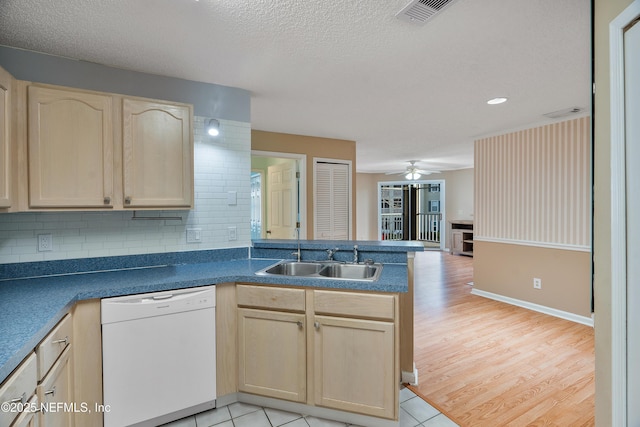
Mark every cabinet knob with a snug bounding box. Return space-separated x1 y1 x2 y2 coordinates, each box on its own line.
125 197 132 205
104 196 111 205
297 321 303 328
314 321 320 329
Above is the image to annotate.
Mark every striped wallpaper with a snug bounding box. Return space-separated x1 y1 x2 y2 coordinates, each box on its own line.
474 116 591 250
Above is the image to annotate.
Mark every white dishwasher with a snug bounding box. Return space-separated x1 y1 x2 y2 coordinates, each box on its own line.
101 286 216 427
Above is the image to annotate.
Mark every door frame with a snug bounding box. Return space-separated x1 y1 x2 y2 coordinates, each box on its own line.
251 150 307 239
610 1 640 424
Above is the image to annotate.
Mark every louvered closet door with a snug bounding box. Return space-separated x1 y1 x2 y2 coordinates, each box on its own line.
315 162 350 239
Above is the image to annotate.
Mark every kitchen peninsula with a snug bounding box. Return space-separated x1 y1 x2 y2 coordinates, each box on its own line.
0 240 422 427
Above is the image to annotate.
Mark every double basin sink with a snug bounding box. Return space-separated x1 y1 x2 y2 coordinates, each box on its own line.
256 260 383 282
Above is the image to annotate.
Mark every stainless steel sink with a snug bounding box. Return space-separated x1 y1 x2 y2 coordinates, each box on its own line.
317 263 382 280
261 261 324 276
255 260 383 281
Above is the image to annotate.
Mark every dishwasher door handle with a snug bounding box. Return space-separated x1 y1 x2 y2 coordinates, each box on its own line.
152 294 174 300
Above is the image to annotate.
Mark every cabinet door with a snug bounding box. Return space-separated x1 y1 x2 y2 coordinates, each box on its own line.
28 85 114 208
237 308 306 402
313 315 395 419
122 98 193 208
0 66 11 208
37 347 73 427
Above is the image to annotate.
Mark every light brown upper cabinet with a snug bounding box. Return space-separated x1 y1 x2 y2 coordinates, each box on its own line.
122 98 193 208
28 85 114 208
23 83 194 210
0 66 13 210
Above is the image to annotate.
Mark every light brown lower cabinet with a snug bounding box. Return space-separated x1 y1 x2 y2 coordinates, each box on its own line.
71 299 103 427
235 284 399 420
238 308 307 402
1 314 77 427
37 346 73 427
313 315 395 419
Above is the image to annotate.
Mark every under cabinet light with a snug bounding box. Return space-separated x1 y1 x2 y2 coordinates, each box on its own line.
206 119 220 136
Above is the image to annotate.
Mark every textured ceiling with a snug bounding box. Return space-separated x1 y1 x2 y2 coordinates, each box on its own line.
0 0 591 173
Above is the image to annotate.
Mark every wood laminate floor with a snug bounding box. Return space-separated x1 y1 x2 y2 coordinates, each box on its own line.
411 251 595 427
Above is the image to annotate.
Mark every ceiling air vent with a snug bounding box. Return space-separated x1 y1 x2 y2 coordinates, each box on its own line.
543 107 585 119
396 0 460 25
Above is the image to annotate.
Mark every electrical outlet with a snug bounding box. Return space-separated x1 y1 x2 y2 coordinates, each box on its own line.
186 228 202 243
533 278 542 289
38 234 53 252
228 226 237 241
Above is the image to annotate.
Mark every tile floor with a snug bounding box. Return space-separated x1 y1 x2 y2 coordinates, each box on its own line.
162 387 458 427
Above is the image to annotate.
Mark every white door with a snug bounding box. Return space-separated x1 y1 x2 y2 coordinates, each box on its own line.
625 16 640 426
251 171 263 239
267 160 298 239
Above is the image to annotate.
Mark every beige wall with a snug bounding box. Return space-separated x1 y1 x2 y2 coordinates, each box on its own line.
443 168 474 222
355 173 379 240
593 0 634 425
473 117 592 319
355 169 474 245
474 241 592 317
252 130 357 239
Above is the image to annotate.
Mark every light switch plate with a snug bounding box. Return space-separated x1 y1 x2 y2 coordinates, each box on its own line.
228 226 237 241
227 191 237 206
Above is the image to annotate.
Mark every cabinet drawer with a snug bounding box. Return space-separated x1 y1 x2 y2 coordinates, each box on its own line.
0 352 37 427
314 290 396 321
36 314 72 380
237 284 305 312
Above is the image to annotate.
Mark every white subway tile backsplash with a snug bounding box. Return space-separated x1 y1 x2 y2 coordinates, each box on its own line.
0 117 252 264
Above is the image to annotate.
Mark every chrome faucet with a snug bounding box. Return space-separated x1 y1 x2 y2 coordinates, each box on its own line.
291 225 301 262
352 245 358 264
326 248 339 261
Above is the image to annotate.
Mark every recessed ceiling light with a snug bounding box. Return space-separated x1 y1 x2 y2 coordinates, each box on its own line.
487 97 508 105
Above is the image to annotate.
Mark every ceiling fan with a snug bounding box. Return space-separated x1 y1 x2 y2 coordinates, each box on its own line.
385 160 441 180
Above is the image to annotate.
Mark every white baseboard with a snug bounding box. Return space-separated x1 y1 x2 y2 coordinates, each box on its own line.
470 288 594 327
401 363 419 386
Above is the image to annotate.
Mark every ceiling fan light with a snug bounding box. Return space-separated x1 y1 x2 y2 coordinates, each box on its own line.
487 97 508 105
405 171 421 180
